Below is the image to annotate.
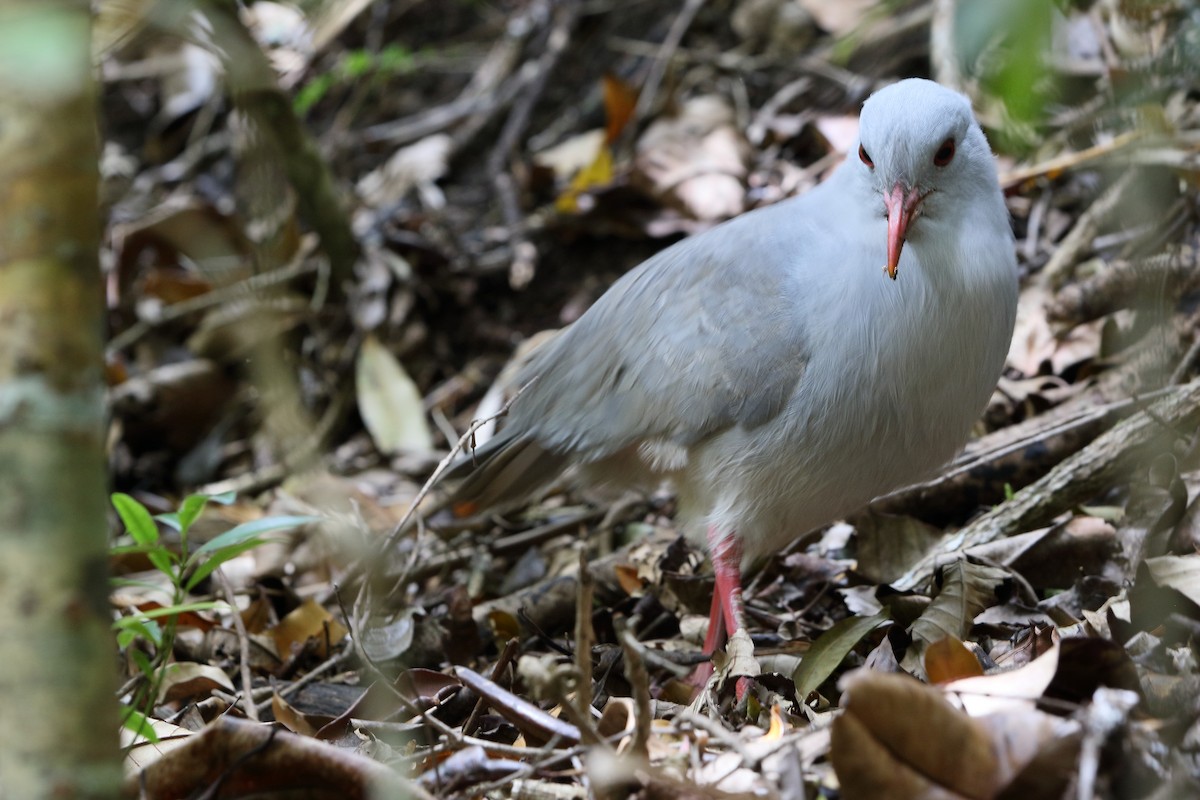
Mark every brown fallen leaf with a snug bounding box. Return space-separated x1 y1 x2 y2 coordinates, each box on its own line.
926 636 985 684
269 598 348 659
832 670 1000 800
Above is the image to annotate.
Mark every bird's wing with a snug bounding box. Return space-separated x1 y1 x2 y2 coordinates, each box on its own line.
448 201 815 509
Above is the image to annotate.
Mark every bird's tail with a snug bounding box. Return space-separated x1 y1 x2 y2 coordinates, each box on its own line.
437 433 569 520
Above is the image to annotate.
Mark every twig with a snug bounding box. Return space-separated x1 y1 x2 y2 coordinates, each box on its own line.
628 0 708 136
195 389 349 497
1170 320 1200 385
105 250 317 355
1046 246 1199 325
192 0 359 296
574 547 595 716
254 650 350 717
215 568 258 721
1000 131 1144 190
617 625 652 760
463 638 521 737
485 0 580 289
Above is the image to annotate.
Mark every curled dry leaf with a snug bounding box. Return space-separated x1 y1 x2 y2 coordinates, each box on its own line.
720 627 760 684
942 639 1060 717
833 670 1001 800
158 662 236 704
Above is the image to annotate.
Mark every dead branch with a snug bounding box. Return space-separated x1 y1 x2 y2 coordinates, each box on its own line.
894 378 1200 591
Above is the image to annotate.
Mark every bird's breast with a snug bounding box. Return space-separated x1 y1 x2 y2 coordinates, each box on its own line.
682 243 1015 563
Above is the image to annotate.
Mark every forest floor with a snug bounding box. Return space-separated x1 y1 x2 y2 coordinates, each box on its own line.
102 1 1200 797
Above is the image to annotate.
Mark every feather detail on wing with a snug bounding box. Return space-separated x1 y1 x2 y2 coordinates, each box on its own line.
443 201 812 514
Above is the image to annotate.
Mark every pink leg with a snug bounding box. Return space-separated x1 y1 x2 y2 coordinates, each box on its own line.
686 589 726 688
709 527 745 636
686 527 753 699
702 589 727 654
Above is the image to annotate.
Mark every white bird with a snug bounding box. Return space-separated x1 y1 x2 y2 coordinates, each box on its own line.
446 79 1018 693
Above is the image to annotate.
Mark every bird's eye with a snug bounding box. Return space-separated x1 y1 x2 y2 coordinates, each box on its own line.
858 144 873 168
933 138 955 166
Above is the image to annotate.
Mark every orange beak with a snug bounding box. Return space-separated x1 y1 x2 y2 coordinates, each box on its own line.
885 183 924 280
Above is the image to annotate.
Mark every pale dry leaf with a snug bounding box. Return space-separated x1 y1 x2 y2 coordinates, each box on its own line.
1007 284 1056 376
1007 283 1103 377
158 661 236 704
813 114 861 154
797 0 875 35
533 129 607 179
152 41 221 124
356 134 451 210
721 627 760 682
942 639 1061 717
360 609 418 662
636 95 748 221
974 706 1081 792
355 334 433 455
1145 554 1200 606
122 718 195 775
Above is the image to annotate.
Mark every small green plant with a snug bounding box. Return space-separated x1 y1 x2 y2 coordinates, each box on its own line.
110 491 318 741
294 44 418 116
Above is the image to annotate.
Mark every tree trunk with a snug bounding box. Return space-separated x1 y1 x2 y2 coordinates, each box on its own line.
0 1 121 796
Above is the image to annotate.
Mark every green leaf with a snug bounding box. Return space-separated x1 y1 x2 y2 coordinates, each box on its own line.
185 540 265 592
378 44 414 73
193 515 320 556
294 73 333 116
119 601 228 622
121 707 160 743
902 561 1011 677
176 493 215 534
156 512 182 533
128 648 156 680
342 49 372 77
112 493 159 546
110 576 177 596
109 543 180 575
157 492 235 538
113 616 162 646
792 611 891 700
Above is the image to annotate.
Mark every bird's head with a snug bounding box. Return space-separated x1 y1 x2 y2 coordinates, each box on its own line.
854 78 997 280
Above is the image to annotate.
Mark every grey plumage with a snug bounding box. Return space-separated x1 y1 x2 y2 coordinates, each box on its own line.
444 79 1018 568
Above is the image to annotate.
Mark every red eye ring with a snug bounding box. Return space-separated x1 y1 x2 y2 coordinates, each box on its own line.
934 138 955 166
858 144 873 167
